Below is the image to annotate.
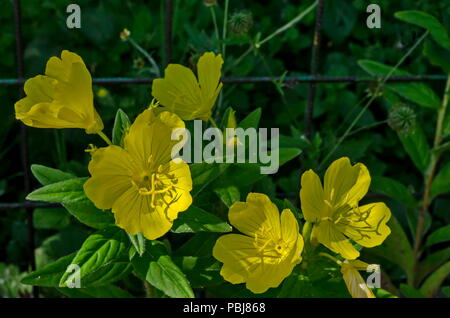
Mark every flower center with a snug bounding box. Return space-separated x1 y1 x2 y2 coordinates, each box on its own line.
131 165 177 208
254 231 291 262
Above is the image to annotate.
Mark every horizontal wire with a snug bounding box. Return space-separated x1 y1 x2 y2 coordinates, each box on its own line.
0 75 447 86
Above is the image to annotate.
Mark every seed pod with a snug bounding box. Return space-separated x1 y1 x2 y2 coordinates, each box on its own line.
388 104 416 135
229 10 253 36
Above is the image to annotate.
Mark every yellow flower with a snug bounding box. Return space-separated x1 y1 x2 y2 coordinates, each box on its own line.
300 157 391 260
84 108 193 240
15 50 104 134
213 193 304 294
340 259 375 298
152 52 223 121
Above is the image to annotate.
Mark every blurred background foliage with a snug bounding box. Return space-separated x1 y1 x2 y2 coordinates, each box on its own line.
0 0 449 297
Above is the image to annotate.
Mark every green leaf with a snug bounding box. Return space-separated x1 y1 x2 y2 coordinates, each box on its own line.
26 178 88 203
371 176 418 207
27 176 114 229
395 11 450 50
373 288 398 298
423 40 450 73
420 261 450 297
33 208 71 230
191 162 230 197
365 216 414 281
431 162 450 198
239 108 262 129
59 226 131 287
21 253 76 287
63 199 115 230
425 225 450 247
128 233 146 257
171 206 232 233
442 286 450 297
31 164 75 186
358 60 441 109
174 232 220 258
398 127 431 173
418 246 450 284
214 186 240 207
399 284 425 298
112 109 131 146
131 241 194 298
58 285 133 298
172 256 222 288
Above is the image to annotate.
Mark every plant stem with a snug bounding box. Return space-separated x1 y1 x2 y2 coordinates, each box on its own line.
257 1 318 48
319 31 429 169
222 0 229 58
210 6 220 43
226 1 318 72
346 120 388 138
97 131 113 146
128 38 161 77
318 252 340 264
413 74 450 279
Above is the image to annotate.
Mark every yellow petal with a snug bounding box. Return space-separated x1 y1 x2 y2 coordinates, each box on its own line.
323 157 370 208
337 202 391 248
315 221 360 260
15 50 103 134
112 187 173 240
341 261 375 298
213 234 259 284
228 192 281 239
213 233 301 294
300 169 327 222
84 146 137 210
157 161 193 220
124 109 185 167
197 52 223 117
45 50 84 82
152 64 204 120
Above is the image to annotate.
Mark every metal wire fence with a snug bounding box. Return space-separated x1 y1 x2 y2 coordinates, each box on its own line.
2 0 448 297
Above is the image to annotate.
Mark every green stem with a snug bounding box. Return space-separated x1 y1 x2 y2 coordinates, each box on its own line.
222 0 229 58
257 1 318 48
210 6 220 43
319 31 429 169
128 38 161 77
97 131 113 146
346 120 388 138
318 252 340 264
226 1 317 72
413 74 450 285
